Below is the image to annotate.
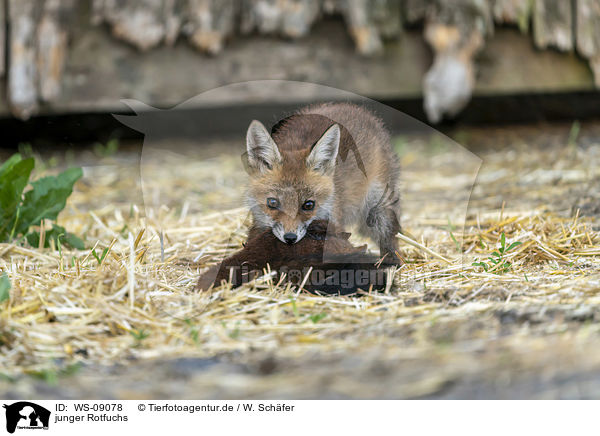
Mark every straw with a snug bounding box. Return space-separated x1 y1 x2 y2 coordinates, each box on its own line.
0 130 599 380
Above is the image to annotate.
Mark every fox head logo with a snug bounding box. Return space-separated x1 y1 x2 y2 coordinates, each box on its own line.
244 119 341 244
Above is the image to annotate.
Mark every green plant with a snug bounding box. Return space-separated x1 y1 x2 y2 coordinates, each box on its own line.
184 318 200 344
0 372 15 383
27 362 82 386
472 232 522 274
17 143 59 172
91 246 110 266
0 154 84 249
130 328 149 347
228 326 240 339
26 225 84 250
568 120 581 149
220 321 240 339
17 143 34 160
0 273 10 304
289 296 299 317
93 139 119 157
447 217 461 252
309 313 327 324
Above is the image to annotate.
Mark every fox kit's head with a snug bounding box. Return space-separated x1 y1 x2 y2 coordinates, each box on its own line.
244 120 340 244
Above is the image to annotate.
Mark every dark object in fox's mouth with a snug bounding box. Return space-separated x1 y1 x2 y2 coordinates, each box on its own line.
196 220 398 295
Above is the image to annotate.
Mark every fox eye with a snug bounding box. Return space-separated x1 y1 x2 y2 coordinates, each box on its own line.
302 200 315 211
266 197 280 209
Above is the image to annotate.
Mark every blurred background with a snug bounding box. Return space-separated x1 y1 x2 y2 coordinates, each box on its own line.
0 0 598 147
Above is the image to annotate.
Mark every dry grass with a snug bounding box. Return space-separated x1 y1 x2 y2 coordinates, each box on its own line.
1 126 600 387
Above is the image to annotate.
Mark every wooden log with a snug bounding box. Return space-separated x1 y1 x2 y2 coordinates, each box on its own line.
325 0 403 55
576 0 600 86
8 0 39 119
90 0 404 56
0 0 598 121
164 0 184 45
240 0 321 39
339 0 384 54
422 0 491 122
403 0 428 24
492 0 531 32
533 0 573 51
92 0 168 51
37 0 74 102
186 0 236 54
0 0 5 77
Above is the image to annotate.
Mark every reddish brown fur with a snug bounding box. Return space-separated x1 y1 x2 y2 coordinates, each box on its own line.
246 103 401 261
197 221 393 295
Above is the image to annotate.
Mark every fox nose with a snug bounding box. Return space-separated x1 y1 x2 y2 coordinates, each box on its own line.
283 232 297 244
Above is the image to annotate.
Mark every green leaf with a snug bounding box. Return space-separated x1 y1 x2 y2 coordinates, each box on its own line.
289 296 299 317
0 154 83 249
91 249 101 264
0 156 35 241
500 232 506 252
447 217 461 252
309 313 327 324
16 167 83 236
91 246 109 266
26 224 85 250
0 273 10 304
472 261 488 272
0 154 22 174
61 232 85 250
506 241 522 252
28 369 58 386
478 235 487 249
130 329 149 341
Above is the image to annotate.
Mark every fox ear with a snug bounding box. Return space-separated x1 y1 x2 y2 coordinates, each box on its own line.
307 124 340 174
246 120 282 171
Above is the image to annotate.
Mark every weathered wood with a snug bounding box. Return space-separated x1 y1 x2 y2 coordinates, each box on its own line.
371 0 403 40
0 0 599 122
90 0 401 56
92 0 169 51
187 0 236 54
533 0 573 51
22 25 585 118
54 21 428 113
163 0 183 45
492 0 531 32
240 0 320 39
423 0 491 122
8 0 39 119
0 0 5 77
327 0 402 55
403 0 427 24
576 0 600 86
476 29 593 93
37 0 74 102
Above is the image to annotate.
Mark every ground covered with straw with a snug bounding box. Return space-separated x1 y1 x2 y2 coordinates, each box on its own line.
1 122 600 399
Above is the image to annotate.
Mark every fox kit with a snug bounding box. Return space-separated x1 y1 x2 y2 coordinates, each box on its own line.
244 102 401 262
